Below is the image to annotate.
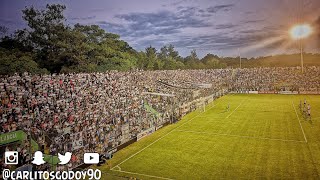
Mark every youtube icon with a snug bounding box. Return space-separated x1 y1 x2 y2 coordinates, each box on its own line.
84 153 99 164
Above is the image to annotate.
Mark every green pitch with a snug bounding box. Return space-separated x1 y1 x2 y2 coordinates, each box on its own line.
101 94 320 179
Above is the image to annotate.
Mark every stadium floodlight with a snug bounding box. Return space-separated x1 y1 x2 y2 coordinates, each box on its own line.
290 24 312 40
289 24 313 73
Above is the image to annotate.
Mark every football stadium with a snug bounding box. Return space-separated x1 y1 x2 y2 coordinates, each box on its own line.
1 0 320 180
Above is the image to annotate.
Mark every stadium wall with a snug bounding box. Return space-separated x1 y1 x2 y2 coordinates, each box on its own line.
116 138 137 151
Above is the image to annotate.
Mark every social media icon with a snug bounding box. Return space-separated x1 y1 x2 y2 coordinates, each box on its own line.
32 151 46 165
84 153 99 164
5 151 18 165
58 152 72 165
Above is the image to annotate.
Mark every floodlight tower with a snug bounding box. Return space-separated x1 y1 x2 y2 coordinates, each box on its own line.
289 24 312 73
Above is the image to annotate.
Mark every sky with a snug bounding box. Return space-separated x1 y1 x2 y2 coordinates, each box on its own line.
0 0 319 58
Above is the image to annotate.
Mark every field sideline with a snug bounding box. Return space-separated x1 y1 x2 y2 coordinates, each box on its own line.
100 94 320 179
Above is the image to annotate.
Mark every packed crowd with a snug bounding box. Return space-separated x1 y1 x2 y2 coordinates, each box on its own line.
1 67 320 170
230 67 320 92
0 69 228 170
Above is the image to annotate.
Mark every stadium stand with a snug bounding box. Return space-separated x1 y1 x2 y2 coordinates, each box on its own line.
1 66 320 170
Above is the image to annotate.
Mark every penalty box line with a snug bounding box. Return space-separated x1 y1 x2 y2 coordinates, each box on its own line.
292 101 308 143
110 96 227 175
174 129 306 143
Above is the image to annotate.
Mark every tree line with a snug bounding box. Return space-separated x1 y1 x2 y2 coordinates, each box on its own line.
0 4 319 75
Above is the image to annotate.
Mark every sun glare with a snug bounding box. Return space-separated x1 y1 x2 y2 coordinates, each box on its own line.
290 24 312 40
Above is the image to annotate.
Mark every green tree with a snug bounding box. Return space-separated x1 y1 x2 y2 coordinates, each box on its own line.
145 46 157 69
0 48 48 75
184 49 204 69
157 44 184 69
22 4 69 72
201 53 227 69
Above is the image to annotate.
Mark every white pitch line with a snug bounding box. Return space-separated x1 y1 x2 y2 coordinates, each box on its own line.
292 101 308 143
175 129 306 143
111 96 226 170
112 169 174 180
226 98 247 119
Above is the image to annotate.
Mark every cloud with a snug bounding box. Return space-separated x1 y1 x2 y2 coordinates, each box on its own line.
97 21 125 34
242 19 265 24
171 34 240 50
171 0 188 6
177 6 198 17
70 16 96 21
239 29 262 34
162 0 191 7
98 13 282 54
169 28 285 52
215 23 238 30
207 4 234 13
113 10 211 38
177 6 216 18
94 2 312 56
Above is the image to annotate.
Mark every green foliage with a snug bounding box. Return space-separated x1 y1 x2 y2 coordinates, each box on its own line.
202 53 227 69
136 46 158 70
21 4 68 72
0 48 48 75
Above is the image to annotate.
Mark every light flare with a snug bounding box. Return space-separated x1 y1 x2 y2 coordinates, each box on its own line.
290 24 312 40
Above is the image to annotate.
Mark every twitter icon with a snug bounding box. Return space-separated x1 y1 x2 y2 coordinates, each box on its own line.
58 152 72 165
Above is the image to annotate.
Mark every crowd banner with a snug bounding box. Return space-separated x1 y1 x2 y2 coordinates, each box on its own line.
0 130 40 154
279 91 298 94
121 124 130 144
71 132 84 150
279 91 297 94
137 127 155 141
144 103 160 117
0 130 25 145
248 91 258 94
62 127 71 135
196 83 212 88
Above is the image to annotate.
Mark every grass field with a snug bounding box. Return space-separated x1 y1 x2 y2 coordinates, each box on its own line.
101 94 320 179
